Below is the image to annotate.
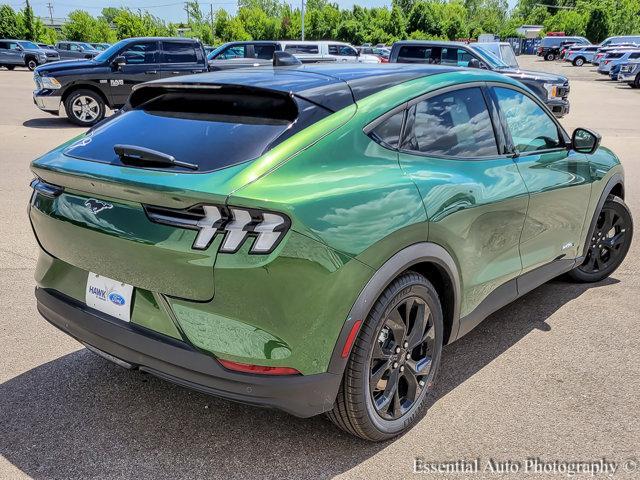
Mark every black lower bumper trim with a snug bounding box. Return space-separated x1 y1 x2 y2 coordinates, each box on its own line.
35 288 341 417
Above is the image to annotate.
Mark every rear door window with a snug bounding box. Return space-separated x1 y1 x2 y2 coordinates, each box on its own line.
163 42 197 63
401 87 498 158
120 41 159 65
284 44 319 54
254 44 276 59
397 46 433 63
216 45 246 59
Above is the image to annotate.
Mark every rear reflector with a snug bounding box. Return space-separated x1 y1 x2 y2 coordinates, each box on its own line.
218 359 300 376
341 320 363 358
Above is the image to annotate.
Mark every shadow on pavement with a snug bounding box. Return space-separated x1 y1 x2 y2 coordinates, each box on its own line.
0 277 618 479
23 118 80 129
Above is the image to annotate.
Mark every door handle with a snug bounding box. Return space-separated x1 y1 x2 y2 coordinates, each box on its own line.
171 71 180 74
145 70 157 74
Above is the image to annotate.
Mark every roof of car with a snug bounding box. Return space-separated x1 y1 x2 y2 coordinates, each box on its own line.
393 40 467 48
137 63 460 111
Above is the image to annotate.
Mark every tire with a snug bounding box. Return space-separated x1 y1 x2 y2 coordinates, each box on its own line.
545 52 555 61
5 65 15 71
568 196 633 283
327 271 444 441
64 89 106 127
634 73 640 89
26 58 38 71
573 57 584 67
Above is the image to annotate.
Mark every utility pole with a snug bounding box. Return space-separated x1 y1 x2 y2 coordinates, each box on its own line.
210 3 214 42
46 1 54 27
301 0 305 41
184 2 190 24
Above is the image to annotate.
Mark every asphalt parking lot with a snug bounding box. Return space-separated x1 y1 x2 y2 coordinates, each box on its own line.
1 56 639 479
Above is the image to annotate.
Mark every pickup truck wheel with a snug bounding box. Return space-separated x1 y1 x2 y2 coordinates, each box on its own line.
5 65 15 70
26 58 38 71
545 52 555 61
327 272 443 441
64 90 105 126
573 57 584 67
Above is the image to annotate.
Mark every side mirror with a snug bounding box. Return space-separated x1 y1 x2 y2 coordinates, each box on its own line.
468 58 487 69
112 56 126 69
572 128 601 154
273 51 301 67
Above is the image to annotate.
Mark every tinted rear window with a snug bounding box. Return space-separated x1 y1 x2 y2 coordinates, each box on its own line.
163 42 197 63
284 44 319 54
64 88 330 173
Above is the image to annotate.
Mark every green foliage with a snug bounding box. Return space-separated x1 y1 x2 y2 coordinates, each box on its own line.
0 4 21 38
23 0 36 40
585 6 611 43
543 10 585 36
61 10 96 41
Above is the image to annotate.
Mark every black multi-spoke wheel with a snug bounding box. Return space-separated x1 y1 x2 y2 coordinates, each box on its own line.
327 272 443 441
370 296 435 420
569 196 633 283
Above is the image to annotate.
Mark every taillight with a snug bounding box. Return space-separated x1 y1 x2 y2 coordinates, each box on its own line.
218 359 300 375
145 204 290 254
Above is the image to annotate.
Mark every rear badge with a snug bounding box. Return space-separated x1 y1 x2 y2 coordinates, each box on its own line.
85 198 113 214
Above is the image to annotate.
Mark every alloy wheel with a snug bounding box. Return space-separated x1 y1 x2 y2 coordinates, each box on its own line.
369 296 435 421
580 206 628 274
71 95 100 122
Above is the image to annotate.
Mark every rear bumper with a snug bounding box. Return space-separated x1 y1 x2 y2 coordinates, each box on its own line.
35 287 342 417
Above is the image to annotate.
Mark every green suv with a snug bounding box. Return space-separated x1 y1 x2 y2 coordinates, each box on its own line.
29 64 632 441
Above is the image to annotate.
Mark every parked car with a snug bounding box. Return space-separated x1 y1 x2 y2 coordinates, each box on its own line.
390 40 571 117
33 37 208 126
36 42 55 49
471 42 519 68
55 41 100 60
537 36 590 61
600 35 640 47
592 45 639 65
597 50 640 75
203 45 216 56
565 46 599 66
208 40 380 70
29 63 631 442
90 43 111 51
0 39 58 70
358 46 391 62
618 60 640 87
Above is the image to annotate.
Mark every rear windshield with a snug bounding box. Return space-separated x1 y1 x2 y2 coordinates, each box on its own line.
64 88 330 173
541 37 564 47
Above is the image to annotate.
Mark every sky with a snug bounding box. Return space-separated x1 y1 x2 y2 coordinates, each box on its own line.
9 0 517 25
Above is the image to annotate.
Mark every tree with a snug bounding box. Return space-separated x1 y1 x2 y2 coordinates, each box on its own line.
543 10 585 36
0 5 21 38
22 0 36 40
585 6 611 43
62 10 96 41
408 1 445 38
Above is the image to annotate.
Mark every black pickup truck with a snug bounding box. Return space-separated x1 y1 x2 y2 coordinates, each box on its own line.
389 41 571 117
33 37 208 126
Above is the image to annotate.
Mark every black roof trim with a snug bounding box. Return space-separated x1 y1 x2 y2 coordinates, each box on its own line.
139 64 458 112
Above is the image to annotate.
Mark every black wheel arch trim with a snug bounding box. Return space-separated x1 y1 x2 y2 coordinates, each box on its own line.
580 173 624 259
327 242 461 376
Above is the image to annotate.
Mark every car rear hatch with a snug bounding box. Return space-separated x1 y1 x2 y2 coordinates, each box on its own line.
30 79 342 301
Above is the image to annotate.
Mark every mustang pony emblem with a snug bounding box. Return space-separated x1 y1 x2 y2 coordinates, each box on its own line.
85 198 113 214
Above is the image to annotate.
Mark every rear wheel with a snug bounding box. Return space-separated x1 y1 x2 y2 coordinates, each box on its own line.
327 272 443 441
64 89 105 126
545 52 555 61
5 65 15 70
568 196 633 283
573 57 584 67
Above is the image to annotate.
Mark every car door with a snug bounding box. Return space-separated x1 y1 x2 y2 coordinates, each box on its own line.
68 43 84 59
0 41 9 64
490 84 592 272
159 40 207 78
107 40 161 107
55 43 69 59
395 85 529 318
2 41 24 65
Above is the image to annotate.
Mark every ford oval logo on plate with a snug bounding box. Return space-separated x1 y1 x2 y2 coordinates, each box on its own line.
108 292 126 306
